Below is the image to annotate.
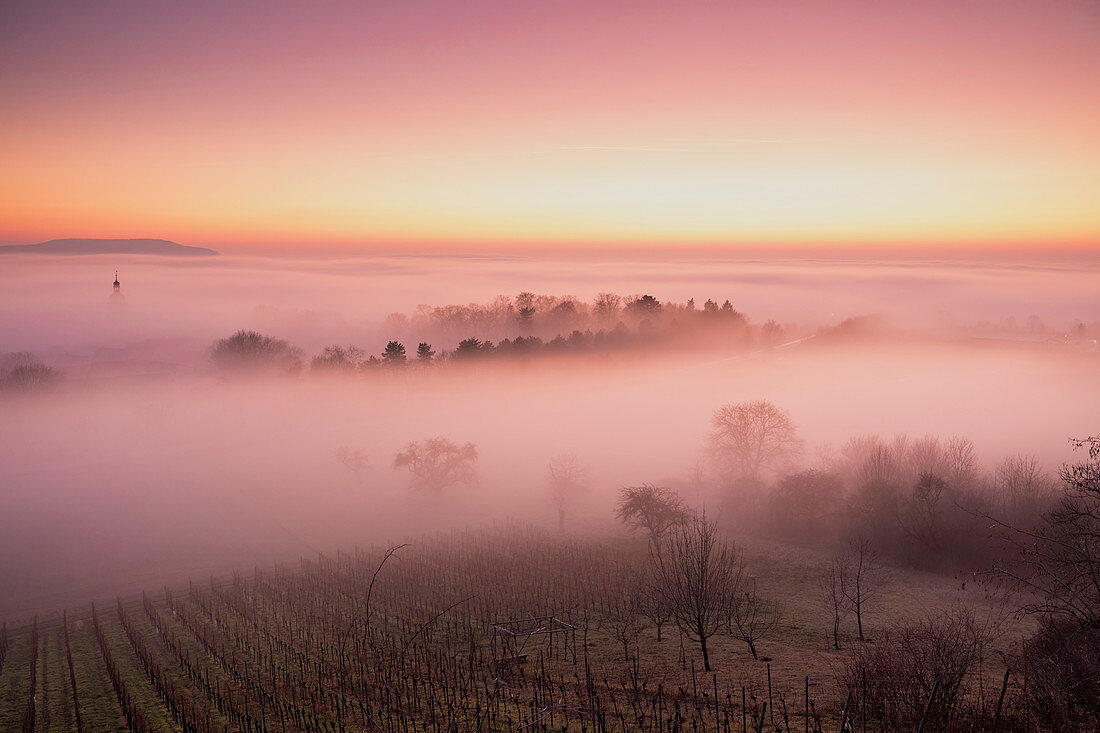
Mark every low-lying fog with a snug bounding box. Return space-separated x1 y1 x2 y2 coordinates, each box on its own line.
1 251 1097 618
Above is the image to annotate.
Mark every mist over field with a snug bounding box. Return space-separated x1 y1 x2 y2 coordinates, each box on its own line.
4 0 1099 725
1 251 1096 618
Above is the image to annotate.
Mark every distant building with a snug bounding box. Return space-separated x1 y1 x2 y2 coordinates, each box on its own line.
110 270 125 302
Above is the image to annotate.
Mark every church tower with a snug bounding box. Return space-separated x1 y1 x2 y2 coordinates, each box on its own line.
110 270 124 302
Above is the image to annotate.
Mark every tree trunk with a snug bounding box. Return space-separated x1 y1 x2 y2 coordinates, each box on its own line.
700 636 711 672
747 638 758 660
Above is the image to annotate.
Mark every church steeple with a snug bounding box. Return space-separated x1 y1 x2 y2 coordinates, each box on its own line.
110 270 124 303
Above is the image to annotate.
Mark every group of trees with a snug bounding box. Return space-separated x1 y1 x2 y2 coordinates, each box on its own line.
215 324 742 377
696 399 1059 573
208 289 780 377
988 436 1100 728
614 486 785 671
333 437 481 494
410 290 756 342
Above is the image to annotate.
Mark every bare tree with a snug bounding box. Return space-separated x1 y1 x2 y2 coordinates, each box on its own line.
944 435 979 489
729 579 782 660
896 473 948 553
393 438 478 493
904 435 947 481
990 437 1100 627
819 557 850 650
708 400 802 483
311 345 365 373
547 454 586 532
638 582 673 642
600 573 646 662
652 513 744 671
593 292 622 322
615 484 689 548
334 446 370 482
841 537 879 641
996 453 1054 520
987 437 1100 729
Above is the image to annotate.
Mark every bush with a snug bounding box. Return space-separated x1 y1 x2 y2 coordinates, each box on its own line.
842 609 990 729
0 352 61 392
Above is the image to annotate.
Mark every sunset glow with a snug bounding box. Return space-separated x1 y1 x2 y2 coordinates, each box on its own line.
2 0 1098 251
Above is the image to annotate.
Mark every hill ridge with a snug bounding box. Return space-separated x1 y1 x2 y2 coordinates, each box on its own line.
0 237 219 256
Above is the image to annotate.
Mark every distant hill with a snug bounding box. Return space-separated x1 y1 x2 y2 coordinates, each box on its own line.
0 238 219 256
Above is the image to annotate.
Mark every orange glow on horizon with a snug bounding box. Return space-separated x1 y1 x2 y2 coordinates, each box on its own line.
1 0 1098 252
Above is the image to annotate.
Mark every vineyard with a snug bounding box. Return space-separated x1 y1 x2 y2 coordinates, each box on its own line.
0 526 1037 731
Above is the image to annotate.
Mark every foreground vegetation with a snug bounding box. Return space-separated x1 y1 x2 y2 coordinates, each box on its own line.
0 515 1089 732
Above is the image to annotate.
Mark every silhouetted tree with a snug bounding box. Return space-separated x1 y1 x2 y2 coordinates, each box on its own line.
393 437 478 493
210 330 303 374
615 484 688 548
819 557 850 650
627 294 662 316
729 579 782 660
652 514 744 671
840 537 880 641
382 341 407 365
416 342 435 362
639 582 673 642
454 337 493 359
708 400 802 483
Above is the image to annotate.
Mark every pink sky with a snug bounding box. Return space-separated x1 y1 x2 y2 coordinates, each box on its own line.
1 0 1098 251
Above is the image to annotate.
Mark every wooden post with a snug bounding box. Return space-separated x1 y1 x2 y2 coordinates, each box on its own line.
804 676 809 733
767 663 773 726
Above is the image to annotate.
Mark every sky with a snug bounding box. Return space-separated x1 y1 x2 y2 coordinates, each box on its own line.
1 0 1098 252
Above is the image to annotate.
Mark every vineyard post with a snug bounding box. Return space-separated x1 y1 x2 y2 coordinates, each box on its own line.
766 662 773 726
804 675 808 733
741 685 746 733
713 674 719 731
861 666 866 733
